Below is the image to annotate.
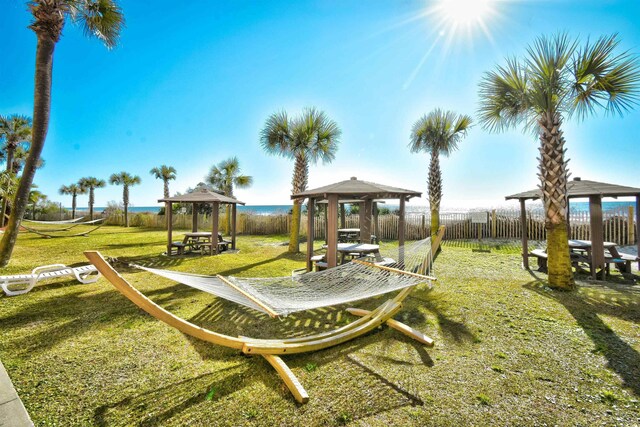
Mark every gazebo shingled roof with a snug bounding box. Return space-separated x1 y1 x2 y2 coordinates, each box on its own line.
506 178 640 200
506 177 640 277
292 177 421 200
158 189 245 205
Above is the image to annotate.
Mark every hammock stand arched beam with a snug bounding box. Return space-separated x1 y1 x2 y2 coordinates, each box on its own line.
23 218 105 238
84 250 436 404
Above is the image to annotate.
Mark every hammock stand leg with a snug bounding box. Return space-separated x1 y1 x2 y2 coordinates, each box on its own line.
346 308 434 347
262 354 309 404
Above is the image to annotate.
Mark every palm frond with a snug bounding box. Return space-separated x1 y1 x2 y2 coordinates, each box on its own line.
410 109 472 156
477 57 531 132
78 176 106 190
570 33 640 119
73 0 124 49
260 111 293 159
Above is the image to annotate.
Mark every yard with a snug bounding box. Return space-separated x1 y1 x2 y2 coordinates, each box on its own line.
0 227 639 426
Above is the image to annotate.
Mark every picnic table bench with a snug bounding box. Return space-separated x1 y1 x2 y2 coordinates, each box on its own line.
530 240 638 276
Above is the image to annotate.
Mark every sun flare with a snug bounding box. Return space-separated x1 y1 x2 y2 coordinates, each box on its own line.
435 0 493 27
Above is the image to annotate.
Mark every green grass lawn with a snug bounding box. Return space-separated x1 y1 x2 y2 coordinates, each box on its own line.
1 226 639 426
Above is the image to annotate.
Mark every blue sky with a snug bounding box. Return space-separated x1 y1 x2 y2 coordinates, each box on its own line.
2 0 639 209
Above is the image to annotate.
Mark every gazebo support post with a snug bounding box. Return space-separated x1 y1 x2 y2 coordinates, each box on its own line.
212 202 219 255
373 202 379 243
520 199 529 269
360 199 373 243
566 201 571 239
166 201 173 255
306 198 315 272
399 196 406 264
192 202 197 232
324 204 329 243
589 195 604 279
636 196 640 269
231 203 237 250
327 195 339 268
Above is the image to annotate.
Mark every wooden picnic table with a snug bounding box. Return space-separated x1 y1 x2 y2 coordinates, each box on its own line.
181 232 230 255
337 228 379 244
530 239 638 276
336 243 383 264
568 240 636 275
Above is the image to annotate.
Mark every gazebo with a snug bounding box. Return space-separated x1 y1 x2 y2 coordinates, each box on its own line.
506 177 640 277
159 188 245 256
292 177 422 271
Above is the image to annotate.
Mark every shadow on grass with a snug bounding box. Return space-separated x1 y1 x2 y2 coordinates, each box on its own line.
0 287 141 356
408 292 478 345
523 279 640 397
93 366 252 427
442 239 525 253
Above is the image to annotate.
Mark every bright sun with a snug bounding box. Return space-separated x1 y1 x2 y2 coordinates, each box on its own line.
435 0 493 27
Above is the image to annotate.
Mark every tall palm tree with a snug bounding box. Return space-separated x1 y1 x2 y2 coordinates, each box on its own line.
0 0 124 266
260 107 341 253
109 171 141 227
478 33 640 290
409 109 472 238
150 165 177 199
0 115 32 226
78 177 106 221
206 157 253 233
59 183 86 219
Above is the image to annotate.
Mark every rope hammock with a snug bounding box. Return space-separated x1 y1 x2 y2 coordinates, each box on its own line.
22 217 85 225
85 230 443 404
22 218 106 238
131 237 434 318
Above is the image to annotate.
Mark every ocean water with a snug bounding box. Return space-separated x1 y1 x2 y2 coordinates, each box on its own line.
71 201 636 215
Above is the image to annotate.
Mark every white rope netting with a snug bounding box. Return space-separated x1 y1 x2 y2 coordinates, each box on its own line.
22 218 105 237
133 238 434 317
22 217 85 225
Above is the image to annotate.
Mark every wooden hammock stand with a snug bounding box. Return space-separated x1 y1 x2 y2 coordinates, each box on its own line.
84 226 445 404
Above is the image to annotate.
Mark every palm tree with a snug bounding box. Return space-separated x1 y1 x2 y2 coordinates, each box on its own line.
0 115 32 175
478 33 640 290
0 115 32 226
78 177 106 220
150 165 177 199
0 0 124 266
409 109 472 238
109 172 141 227
206 157 253 233
0 144 45 175
28 190 46 220
260 107 341 253
59 183 86 219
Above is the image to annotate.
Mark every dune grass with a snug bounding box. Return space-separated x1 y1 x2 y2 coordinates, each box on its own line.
0 227 639 426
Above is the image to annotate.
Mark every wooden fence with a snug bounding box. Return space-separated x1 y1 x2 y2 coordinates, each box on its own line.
104 206 638 245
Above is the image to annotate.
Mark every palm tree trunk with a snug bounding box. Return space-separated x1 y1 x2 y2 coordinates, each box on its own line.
163 179 169 199
89 188 95 221
71 194 76 219
124 185 129 227
289 154 308 253
428 153 442 237
0 147 15 227
539 112 574 290
0 37 55 266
